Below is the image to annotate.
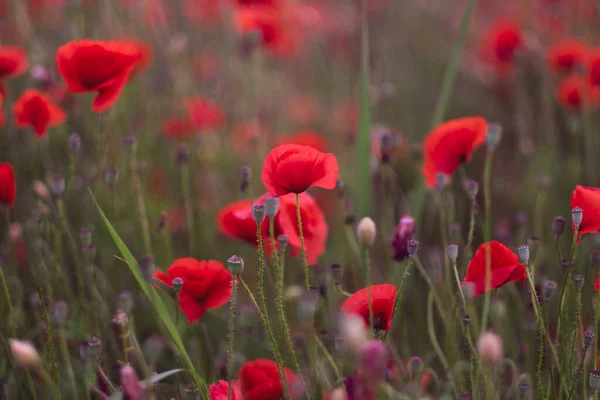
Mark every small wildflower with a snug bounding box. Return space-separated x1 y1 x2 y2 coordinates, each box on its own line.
297 292 319 322
407 356 423 376
572 206 583 228
120 364 143 400
112 309 128 329
32 180 50 199
341 313 368 351
138 255 155 281
356 217 376 247
358 340 389 383
85 337 102 360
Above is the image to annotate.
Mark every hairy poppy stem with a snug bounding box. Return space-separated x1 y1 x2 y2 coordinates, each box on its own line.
568 291 581 377
58 329 78 398
129 142 152 256
557 229 579 375
0 268 15 334
296 194 311 291
227 279 238 400
480 149 494 334
426 292 449 373
181 163 196 256
37 286 61 390
567 346 588 400
595 286 600 379
385 257 413 341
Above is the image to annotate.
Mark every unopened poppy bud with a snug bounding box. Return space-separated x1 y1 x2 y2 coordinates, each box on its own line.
356 217 376 247
156 211 167 233
240 166 251 192
138 255 155 281
176 144 189 164
572 207 583 228
435 173 448 190
277 234 288 252
9 339 41 369
407 356 423 376
227 255 244 275
517 245 529 263
543 281 557 301
447 244 459 262
590 370 600 390
105 168 119 187
172 277 184 295
407 240 420 256
264 196 279 219
118 291 134 314
68 133 81 154
53 301 69 326
477 331 503 366
518 375 530 398
48 174 65 196
465 180 479 200
574 274 585 291
552 216 566 240
485 123 503 149
584 330 595 348
120 364 143 400
80 228 92 247
336 179 346 197
331 263 344 283
85 337 102 360
252 204 266 223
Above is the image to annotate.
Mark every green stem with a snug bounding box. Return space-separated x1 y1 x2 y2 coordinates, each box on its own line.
59 329 78 398
0 268 15 333
480 149 494 334
537 304 546 399
558 230 579 348
181 163 195 256
130 142 152 256
567 347 588 400
427 292 450 373
414 256 449 331
37 287 60 387
465 199 476 259
385 257 413 341
57 199 84 300
296 194 311 291
568 291 581 377
227 279 238 400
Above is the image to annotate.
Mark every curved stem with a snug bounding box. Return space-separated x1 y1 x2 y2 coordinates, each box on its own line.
567 347 588 400
414 256 449 331
480 150 494 333
385 257 413 341
227 280 238 400
181 163 195 256
296 194 311 291
427 292 449 372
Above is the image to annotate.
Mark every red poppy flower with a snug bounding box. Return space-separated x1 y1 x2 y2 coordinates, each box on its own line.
13 89 66 137
184 97 225 132
0 46 28 79
0 162 15 206
192 50 220 81
547 37 588 74
275 130 328 152
234 7 296 56
555 75 600 110
230 121 263 154
161 117 195 139
209 380 242 400
570 185 600 241
587 49 600 87
287 95 318 124
595 274 600 292
479 19 523 76
462 241 527 296
153 258 232 323
262 144 339 196
56 40 141 112
239 359 299 400
422 116 488 188
216 199 257 244
340 284 397 331
0 92 6 127
236 0 281 6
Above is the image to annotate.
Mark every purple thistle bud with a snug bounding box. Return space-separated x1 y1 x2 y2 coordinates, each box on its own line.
590 370 600 390
584 330 595 348
517 245 529 263
391 215 415 262
574 274 585 291
172 277 184 295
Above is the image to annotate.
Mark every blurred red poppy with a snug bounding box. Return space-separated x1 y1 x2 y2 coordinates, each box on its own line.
13 89 66 137
555 75 600 110
0 92 5 127
0 46 28 80
161 117 196 139
287 95 318 124
479 19 523 76
154 258 232 323
217 199 257 245
239 359 299 400
571 185 600 241
56 39 141 112
192 50 221 81
0 162 15 206
234 7 296 56
341 284 397 331
262 144 339 196
209 379 242 400
184 97 225 132
236 0 281 6
463 241 527 296
547 37 588 74
587 49 600 87
275 130 328 152
422 116 488 188
230 121 263 154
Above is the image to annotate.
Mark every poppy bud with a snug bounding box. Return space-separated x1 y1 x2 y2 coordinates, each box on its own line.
176 144 189 164
336 179 346 198
138 255 155 281
407 240 420 256
9 339 41 369
518 374 531 398
48 174 65 196
331 262 344 284
462 314 471 329
120 364 143 400
264 196 279 219
407 356 423 376
85 337 102 360
277 234 288 252
435 173 448 190
584 330 595 348
447 244 459 262
80 228 92 247
465 180 479 200
68 133 81 154
227 255 244 276
485 123 503 149
477 331 503 366
105 168 119 187
252 204 266 224
156 211 167 233
356 217 376 247
574 274 585 291
172 277 184 296
543 280 557 301
572 206 583 228
517 245 529 263
53 301 69 326
118 291 134 314
240 166 251 192
590 370 600 390
552 216 566 240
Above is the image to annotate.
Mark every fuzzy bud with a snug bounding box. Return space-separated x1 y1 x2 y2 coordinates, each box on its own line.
9 339 41 369
277 234 288 252
517 245 529 263
240 166 251 192
252 204 266 224
574 274 585 291
542 281 557 301
120 364 143 400
331 263 344 284
356 217 377 247
477 331 503 366
264 197 279 219
138 255 155 281
585 330 595 348
552 217 566 240
68 133 81 154
572 207 583 229
485 123 503 149
590 370 600 390
447 244 459 262
407 240 420 256
227 255 244 276
465 180 479 200
48 174 65 196
172 277 184 295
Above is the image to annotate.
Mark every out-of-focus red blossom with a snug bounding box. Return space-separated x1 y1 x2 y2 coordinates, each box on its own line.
587 49 600 87
330 103 359 135
392 215 415 262
217 192 328 265
275 131 328 152
236 0 281 6
341 284 397 331
0 46 28 80
166 208 187 234
371 126 408 162
124 39 153 76
153 258 232 323
422 116 488 188
13 89 66 137
184 0 227 24
146 167 168 200
463 241 528 296
209 379 242 400
0 162 16 206
120 0 171 28
571 185 600 242
192 50 221 81
184 97 225 132
478 19 523 76
239 359 300 400
230 121 263 154
0 92 5 127
547 37 588 74
233 7 297 56
56 39 144 112
555 75 600 110
161 117 196 140
262 144 339 196
288 95 319 124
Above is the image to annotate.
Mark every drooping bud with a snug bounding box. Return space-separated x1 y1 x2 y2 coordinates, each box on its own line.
465 180 479 200
447 244 459 262
517 245 529 263
68 133 81 154
53 301 69 326
227 255 244 276
240 166 251 192
48 174 65 196
572 207 583 229
252 204 266 224
552 217 566 240
172 277 184 295
407 240 420 256
120 364 143 400
331 263 344 284
356 217 376 247
574 274 585 292
477 331 503 366
485 123 503 149
9 339 41 369
277 234 288 252
264 197 279 219
542 281 557 301
585 330 595 348
117 291 134 314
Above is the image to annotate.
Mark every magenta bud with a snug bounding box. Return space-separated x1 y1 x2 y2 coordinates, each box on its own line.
120 364 143 400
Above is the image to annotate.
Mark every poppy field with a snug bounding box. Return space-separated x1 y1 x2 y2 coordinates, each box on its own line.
4 0 600 399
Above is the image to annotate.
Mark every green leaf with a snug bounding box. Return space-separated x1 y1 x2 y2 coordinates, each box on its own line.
106 369 185 400
356 2 371 219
